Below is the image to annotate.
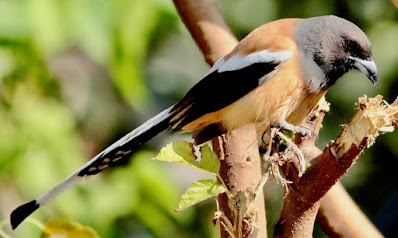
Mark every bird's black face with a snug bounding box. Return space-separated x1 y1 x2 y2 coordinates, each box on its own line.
315 34 378 86
343 38 378 84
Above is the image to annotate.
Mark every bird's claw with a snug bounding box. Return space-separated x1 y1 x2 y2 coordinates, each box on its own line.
276 121 318 140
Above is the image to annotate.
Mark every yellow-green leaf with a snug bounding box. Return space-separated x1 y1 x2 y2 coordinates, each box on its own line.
197 144 220 174
176 179 227 212
153 141 192 165
172 141 197 164
41 218 99 238
153 141 220 175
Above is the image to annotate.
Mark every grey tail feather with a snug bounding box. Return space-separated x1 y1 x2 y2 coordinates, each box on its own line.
10 106 174 229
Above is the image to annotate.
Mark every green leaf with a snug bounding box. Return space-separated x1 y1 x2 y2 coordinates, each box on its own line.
176 179 227 212
172 141 197 164
41 218 99 238
153 141 220 175
153 141 192 165
197 144 220 174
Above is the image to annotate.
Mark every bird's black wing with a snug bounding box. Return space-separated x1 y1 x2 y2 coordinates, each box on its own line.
170 50 293 131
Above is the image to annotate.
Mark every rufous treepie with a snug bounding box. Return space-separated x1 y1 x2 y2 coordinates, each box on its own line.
10 15 378 229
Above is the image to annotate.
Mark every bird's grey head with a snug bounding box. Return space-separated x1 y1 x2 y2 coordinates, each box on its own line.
295 15 377 93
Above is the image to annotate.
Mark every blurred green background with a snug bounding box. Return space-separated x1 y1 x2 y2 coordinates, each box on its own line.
0 0 397 237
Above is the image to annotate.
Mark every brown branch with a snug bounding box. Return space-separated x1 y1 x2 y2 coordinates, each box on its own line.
173 0 237 64
213 125 267 238
275 95 397 238
173 0 267 237
317 96 398 237
317 182 383 238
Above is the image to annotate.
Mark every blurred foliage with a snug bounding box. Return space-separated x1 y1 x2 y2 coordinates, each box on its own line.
41 218 100 238
0 0 397 237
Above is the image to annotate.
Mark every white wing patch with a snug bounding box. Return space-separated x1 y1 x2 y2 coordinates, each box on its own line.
258 73 272 85
204 57 226 77
205 49 293 77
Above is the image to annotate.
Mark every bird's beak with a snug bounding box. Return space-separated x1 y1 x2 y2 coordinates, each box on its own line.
349 56 378 85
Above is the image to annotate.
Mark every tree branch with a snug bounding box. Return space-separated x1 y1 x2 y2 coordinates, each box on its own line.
173 0 267 237
317 182 384 238
317 97 397 237
275 95 398 238
213 125 267 238
173 0 237 64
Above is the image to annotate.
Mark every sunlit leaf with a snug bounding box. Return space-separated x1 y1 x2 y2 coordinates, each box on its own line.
153 141 220 175
41 218 99 238
176 179 227 212
171 140 197 164
196 144 220 174
153 141 191 165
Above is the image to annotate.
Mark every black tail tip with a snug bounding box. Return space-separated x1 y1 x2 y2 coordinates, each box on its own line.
10 200 39 230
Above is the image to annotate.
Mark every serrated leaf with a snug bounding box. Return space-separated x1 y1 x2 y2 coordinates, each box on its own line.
176 179 227 212
153 141 191 165
175 143 220 175
41 218 99 238
172 141 197 163
197 144 220 174
153 141 220 175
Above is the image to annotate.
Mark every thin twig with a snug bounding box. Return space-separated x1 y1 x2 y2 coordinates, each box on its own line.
277 131 306 177
253 128 276 200
25 217 45 231
253 171 270 201
217 174 232 197
220 219 236 238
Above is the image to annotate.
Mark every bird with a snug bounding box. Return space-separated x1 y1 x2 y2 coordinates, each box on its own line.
10 15 378 229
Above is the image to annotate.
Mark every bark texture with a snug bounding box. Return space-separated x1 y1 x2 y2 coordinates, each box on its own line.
213 125 267 238
173 0 267 237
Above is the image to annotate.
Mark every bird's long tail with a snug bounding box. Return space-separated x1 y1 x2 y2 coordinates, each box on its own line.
10 106 174 229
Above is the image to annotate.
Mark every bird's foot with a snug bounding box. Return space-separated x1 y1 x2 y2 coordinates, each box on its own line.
276 120 318 139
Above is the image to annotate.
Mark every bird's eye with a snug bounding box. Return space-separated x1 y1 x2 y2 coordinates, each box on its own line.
345 40 359 52
344 39 364 58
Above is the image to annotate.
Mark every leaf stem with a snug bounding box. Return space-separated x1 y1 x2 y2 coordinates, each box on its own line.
25 217 45 231
217 175 231 197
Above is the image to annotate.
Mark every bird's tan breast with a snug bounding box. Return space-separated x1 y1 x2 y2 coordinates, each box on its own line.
286 90 327 126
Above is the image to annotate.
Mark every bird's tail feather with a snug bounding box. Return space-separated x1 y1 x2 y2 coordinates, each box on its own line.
10 106 174 229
